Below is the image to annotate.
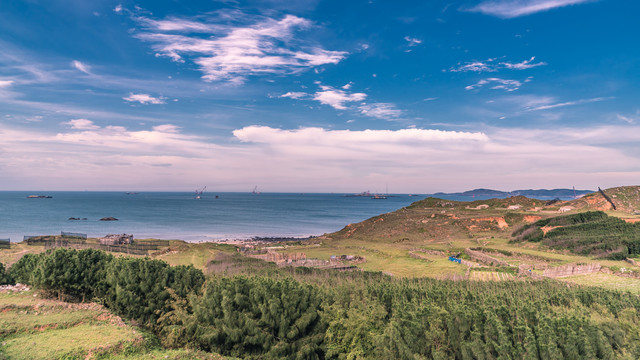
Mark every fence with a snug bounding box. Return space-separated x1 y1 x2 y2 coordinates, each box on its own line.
23 234 164 255
61 231 87 239
43 242 161 255
24 236 60 245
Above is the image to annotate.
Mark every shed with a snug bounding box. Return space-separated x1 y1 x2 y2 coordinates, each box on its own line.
99 234 133 245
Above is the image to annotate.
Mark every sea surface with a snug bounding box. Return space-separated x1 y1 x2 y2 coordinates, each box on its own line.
0 191 577 242
0 192 426 242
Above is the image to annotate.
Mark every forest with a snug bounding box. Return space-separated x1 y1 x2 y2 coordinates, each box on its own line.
511 211 640 259
2 248 640 359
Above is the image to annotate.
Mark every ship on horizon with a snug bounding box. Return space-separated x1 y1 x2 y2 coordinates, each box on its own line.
345 190 372 197
194 186 206 199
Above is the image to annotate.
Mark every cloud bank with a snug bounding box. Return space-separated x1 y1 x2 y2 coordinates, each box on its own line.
1 122 639 191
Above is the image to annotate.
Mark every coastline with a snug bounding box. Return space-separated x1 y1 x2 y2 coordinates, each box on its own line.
0 192 420 243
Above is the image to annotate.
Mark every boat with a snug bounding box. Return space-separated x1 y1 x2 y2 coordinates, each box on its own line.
194 186 206 199
346 191 372 197
372 185 389 199
252 186 261 195
27 195 52 199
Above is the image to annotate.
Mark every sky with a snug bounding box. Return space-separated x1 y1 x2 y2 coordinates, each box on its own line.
0 0 638 193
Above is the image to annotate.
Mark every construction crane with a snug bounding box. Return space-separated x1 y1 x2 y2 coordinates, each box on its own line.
194 186 206 199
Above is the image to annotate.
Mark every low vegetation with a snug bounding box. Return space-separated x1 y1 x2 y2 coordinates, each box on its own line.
2 248 640 359
512 211 640 259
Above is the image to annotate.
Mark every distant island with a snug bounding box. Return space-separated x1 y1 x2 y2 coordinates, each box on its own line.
433 188 593 199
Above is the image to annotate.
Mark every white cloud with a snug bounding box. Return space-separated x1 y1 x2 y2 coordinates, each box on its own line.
2 122 640 192
502 57 546 70
313 86 366 110
153 124 181 133
450 57 545 72
0 80 14 87
468 0 593 18
525 97 611 111
134 13 347 84
617 113 637 124
280 91 308 99
63 118 100 130
123 93 166 105
114 4 123 13
279 84 404 120
451 59 497 72
342 82 353 90
358 103 404 120
404 36 422 47
71 60 91 74
466 78 523 92
233 126 488 145
137 17 223 33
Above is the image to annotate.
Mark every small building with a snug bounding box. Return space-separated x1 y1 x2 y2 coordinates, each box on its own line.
558 206 573 213
507 204 522 210
99 234 133 245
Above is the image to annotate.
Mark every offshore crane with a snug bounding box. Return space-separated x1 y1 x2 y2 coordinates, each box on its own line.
194 186 206 199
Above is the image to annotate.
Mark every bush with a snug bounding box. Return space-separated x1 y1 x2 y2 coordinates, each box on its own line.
0 262 14 285
8 253 43 284
27 248 113 301
103 257 204 330
188 276 325 359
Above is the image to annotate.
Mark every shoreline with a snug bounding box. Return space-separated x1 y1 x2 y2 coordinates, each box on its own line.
3 233 322 244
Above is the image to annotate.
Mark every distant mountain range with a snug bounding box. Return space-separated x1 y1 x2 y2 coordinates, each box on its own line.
432 188 594 199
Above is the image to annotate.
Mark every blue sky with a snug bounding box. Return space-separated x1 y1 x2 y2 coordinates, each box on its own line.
0 0 638 192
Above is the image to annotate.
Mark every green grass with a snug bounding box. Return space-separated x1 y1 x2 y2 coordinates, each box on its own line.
0 242 46 266
0 291 230 359
561 273 640 295
152 242 233 270
0 306 101 335
1 323 140 359
106 348 231 359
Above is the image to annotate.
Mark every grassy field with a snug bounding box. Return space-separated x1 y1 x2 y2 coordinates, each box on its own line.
562 273 640 295
0 242 46 266
0 290 229 359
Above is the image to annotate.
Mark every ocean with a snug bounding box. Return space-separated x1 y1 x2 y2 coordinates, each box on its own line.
0 191 578 242
0 191 426 242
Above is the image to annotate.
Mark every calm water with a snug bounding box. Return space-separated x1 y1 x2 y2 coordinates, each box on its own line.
0 191 576 242
0 192 428 242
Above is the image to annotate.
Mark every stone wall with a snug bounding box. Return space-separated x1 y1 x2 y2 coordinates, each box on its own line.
543 263 601 278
